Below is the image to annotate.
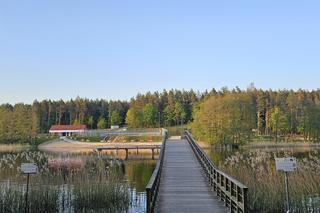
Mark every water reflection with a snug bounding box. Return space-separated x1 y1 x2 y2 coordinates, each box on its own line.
125 160 156 192
0 147 156 212
125 160 156 213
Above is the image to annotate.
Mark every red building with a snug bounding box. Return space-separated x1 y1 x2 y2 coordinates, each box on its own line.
49 125 87 136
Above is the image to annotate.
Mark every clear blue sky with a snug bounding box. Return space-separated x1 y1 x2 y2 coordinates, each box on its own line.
1 0 320 104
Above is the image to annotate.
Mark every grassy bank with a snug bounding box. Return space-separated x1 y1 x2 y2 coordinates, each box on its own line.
0 144 30 152
251 134 320 144
72 136 103 142
30 136 58 147
0 135 57 148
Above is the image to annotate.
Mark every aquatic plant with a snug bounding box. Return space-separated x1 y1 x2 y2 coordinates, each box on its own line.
0 151 130 212
220 150 320 212
0 183 59 213
73 181 130 212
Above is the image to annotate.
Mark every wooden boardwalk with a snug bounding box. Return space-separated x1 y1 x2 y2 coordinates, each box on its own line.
156 139 229 213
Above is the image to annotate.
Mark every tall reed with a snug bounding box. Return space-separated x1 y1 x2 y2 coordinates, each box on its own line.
0 151 130 213
219 150 320 212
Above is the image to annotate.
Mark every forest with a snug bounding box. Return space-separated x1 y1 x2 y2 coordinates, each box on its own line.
192 87 320 144
1 87 320 144
0 90 200 143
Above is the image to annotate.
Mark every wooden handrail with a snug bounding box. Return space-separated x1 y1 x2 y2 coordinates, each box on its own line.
184 130 248 213
145 130 167 213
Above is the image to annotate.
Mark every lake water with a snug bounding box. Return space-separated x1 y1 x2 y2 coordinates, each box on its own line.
1 144 319 212
0 148 156 213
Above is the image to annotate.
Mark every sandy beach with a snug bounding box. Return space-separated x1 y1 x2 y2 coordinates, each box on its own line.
38 139 162 153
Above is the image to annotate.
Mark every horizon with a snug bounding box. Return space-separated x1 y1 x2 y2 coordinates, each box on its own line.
1 1 320 104
2 85 320 105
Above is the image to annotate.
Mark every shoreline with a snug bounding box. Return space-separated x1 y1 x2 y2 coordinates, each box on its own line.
38 139 162 153
242 141 320 149
197 140 320 150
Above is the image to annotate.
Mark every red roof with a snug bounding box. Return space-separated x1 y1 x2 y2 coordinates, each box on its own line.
49 125 87 131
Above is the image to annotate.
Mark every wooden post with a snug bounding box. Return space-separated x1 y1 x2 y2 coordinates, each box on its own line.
284 172 290 212
125 148 128 160
152 149 155 160
243 187 248 213
136 147 139 155
25 173 30 213
146 188 152 213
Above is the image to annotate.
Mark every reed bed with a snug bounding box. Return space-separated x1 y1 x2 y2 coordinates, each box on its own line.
73 182 130 212
220 150 320 212
0 151 130 212
0 184 59 213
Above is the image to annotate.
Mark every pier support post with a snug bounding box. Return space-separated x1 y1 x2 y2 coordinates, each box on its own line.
125 148 128 160
146 188 152 213
152 148 155 160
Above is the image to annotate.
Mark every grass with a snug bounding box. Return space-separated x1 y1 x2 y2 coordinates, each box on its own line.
0 135 57 147
73 136 103 142
250 134 320 144
30 136 58 147
0 144 30 153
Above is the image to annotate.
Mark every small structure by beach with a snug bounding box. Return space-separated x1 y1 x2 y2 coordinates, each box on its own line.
49 125 86 136
111 125 120 130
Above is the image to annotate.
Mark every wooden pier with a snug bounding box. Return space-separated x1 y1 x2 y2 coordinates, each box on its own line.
96 144 162 160
146 130 248 213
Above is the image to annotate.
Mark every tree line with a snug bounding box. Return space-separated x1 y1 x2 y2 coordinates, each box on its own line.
0 90 201 143
0 98 129 143
191 87 320 144
2 87 320 144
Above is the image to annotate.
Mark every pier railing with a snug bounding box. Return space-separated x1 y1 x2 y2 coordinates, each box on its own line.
85 128 164 138
145 130 167 213
184 130 248 213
